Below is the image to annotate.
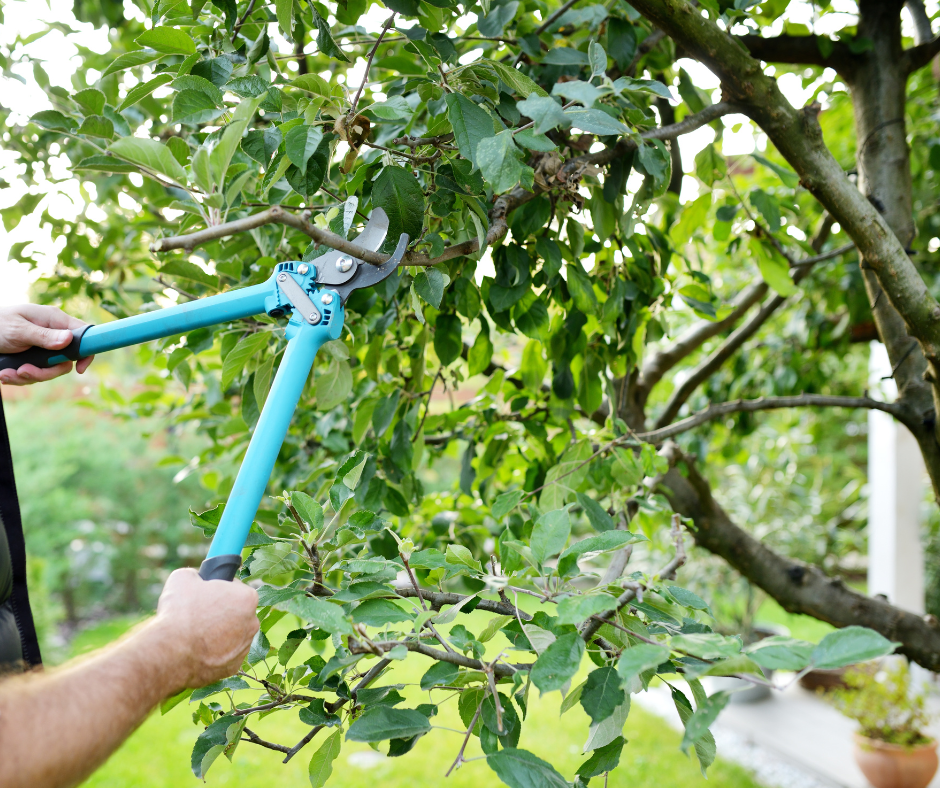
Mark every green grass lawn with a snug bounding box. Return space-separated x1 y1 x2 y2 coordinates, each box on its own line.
76 610 766 788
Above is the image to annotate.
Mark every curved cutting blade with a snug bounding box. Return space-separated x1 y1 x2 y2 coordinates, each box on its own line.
315 208 389 286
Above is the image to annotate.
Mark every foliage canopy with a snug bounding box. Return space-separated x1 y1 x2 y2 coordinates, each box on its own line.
6 0 938 783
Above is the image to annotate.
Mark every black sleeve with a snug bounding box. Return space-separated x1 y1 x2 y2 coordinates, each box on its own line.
0 392 42 669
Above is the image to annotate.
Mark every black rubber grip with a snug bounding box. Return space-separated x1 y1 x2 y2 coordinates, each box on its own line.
0 325 92 372
199 554 242 581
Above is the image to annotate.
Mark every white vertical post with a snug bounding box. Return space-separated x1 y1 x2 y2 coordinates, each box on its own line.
868 342 926 614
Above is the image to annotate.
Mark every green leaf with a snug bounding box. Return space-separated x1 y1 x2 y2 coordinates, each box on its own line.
248 542 297 578
607 18 637 70
445 93 496 168
173 89 223 125
577 736 626 779
476 130 524 194
286 125 325 175
445 543 482 572
588 41 607 77
101 48 161 78
556 593 618 626
486 60 548 98
136 26 196 55
316 357 353 410
414 268 446 308
551 80 602 108
242 127 283 166
353 598 413 627
617 643 670 683
300 698 342 728
694 143 726 187
487 748 568 788
521 339 547 390
369 96 412 119
516 96 571 135
312 4 350 61
291 491 324 532
118 74 174 111
191 715 243 779
221 332 268 389
745 636 814 671
557 531 645 576
810 626 898 669
543 47 590 65
31 110 77 132
434 313 463 366
308 729 342 788
584 698 630 751
373 166 425 246
346 706 432 742
277 595 354 634
580 666 624 724
539 440 592 510
752 153 799 188
109 136 187 184
226 75 271 98
160 259 218 288
73 155 138 174
575 493 614 532
669 633 742 660
492 490 524 520
530 632 585 693
749 236 795 297
530 508 571 565
76 115 114 139
420 660 460 690
468 319 494 376
566 261 598 313
515 129 556 151
275 0 294 39
680 691 729 754
666 585 710 612
565 108 627 136
73 88 106 115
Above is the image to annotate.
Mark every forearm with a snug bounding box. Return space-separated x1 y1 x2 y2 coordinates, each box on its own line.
0 618 185 788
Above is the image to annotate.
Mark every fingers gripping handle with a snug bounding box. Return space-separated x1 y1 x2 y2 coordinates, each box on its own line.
0 325 93 372
199 554 242 581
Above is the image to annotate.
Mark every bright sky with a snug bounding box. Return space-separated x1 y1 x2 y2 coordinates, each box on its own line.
0 0 933 304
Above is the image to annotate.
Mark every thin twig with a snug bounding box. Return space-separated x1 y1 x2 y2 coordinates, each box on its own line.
640 393 905 443
242 728 292 753
349 14 396 117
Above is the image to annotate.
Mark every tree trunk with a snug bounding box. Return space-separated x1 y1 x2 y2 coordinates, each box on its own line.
851 0 940 497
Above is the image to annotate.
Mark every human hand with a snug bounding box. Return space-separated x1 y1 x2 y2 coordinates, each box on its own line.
0 304 94 386
154 568 259 689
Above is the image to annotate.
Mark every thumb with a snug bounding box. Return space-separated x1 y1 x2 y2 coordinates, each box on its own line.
23 323 73 350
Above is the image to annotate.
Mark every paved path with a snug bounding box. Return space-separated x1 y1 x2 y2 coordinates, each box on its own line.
634 677 940 788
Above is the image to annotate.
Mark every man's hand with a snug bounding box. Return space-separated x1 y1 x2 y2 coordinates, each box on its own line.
0 304 94 385
154 568 260 689
0 569 259 788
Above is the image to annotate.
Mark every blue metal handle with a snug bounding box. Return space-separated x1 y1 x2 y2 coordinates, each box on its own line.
200 293 345 579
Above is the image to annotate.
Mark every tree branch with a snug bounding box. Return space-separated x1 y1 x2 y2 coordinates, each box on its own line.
393 586 533 620
737 34 858 75
660 447 940 672
641 393 909 443
349 14 395 117
629 0 940 420
351 639 525 677
149 103 739 269
638 281 768 395
242 728 292 754
904 34 940 73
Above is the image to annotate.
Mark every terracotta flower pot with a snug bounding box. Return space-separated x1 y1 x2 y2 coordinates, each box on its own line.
853 733 939 788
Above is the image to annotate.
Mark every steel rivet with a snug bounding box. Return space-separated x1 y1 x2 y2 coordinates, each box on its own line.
336 256 354 273
297 263 309 275
277 273 287 282
321 293 334 305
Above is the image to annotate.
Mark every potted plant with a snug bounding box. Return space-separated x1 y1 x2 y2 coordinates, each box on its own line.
830 661 938 788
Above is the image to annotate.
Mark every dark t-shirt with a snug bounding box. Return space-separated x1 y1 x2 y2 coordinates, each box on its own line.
0 394 41 672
